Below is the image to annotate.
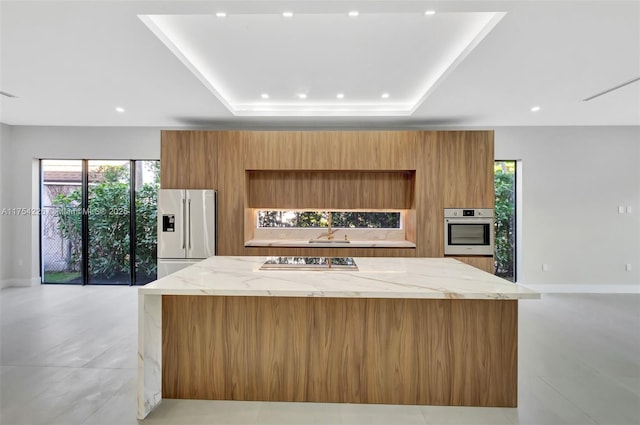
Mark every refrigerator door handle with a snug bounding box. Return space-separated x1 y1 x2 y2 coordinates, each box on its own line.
181 198 186 249
187 198 192 250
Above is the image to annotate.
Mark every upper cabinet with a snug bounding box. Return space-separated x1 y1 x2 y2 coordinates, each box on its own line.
246 170 415 210
160 131 218 189
439 131 494 209
243 131 419 170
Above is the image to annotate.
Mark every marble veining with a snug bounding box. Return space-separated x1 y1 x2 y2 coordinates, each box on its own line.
137 294 162 419
137 256 540 419
139 256 540 300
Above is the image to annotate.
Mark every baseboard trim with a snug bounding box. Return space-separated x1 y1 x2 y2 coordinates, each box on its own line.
520 284 640 294
0 277 40 288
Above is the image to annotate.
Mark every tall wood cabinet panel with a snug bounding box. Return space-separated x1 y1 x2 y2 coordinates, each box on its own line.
160 131 217 189
439 131 494 209
415 132 443 257
217 132 246 256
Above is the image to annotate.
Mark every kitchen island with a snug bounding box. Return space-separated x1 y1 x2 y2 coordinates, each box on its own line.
137 256 539 420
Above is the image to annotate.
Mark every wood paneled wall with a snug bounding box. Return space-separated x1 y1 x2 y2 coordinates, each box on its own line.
439 131 495 209
244 131 418 170
247 170 415 209
162 295 518 407
160 130 494 258
217 131 245 256
160 131 218 189
415 132 443 257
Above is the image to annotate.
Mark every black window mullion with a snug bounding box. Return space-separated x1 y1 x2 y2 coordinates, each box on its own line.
513 162 518 282
38 160 44 283
81 159 89 285
129 160 137 285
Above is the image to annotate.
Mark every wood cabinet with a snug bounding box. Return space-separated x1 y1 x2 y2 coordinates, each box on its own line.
162 295 517 407
216 132 245 256
453 256 495 274
244 131 418 170
439 131 494 209
246 170 415 210
160 131 217 189
159 130 495 258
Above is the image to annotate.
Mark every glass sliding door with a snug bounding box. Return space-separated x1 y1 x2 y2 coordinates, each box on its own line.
87 160 131 284
134 161 160 284
40 159 159 285
41 160 83 284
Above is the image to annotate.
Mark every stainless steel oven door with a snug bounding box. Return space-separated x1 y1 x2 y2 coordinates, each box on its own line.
444 218 494 255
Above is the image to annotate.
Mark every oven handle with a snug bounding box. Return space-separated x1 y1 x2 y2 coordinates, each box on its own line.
444 218 494 224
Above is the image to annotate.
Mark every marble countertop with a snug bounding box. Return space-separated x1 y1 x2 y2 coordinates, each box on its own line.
140 256 540 300
244 239 416 248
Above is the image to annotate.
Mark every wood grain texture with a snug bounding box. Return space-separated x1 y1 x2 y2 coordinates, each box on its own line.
244 131 419 170
162 295 518 407
160 130 495 257
450 299 517 407
452 256 495 274
247 170 415 209
160 131 217 189
439 131 495 209
217 132 245 256
415 131 443 257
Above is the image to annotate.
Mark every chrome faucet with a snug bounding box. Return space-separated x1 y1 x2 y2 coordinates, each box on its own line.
317 212 337 240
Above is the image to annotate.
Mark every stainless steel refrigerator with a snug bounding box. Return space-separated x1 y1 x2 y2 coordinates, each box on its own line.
157 189 217 278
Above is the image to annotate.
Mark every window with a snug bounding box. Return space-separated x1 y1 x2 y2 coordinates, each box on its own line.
494 160 517 282
257 211 401 228
40 159 159 285
251 209 406 244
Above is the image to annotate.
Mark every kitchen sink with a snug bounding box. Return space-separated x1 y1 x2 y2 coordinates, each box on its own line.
259 257 358 271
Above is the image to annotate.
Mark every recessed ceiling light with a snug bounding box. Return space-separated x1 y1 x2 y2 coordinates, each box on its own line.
530 106 541 112
139 9 506 116
282 11 293 18
425 10 436 16
261 93 269 99
336 93 344 99
216 12 226 18
348 11 359 17
115 107 125 113
297 93 307 99
381 93 390 99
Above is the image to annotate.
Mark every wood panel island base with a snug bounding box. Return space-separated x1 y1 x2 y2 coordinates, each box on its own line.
137 257 539 420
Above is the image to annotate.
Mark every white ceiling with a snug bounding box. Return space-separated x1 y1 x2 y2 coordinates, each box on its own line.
1 0 639 128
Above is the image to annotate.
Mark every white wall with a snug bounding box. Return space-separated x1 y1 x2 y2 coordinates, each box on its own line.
495 126 640 287
0 124 13 287
4 126 160 286
2 125 638 290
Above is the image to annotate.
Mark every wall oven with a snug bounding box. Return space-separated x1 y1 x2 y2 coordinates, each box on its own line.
444 208 494 256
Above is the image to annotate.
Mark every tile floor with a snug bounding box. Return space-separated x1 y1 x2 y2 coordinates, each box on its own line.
1 284 639 425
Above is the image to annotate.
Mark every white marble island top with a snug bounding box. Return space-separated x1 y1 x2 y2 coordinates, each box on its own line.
138 256 539 419
140 256 540 300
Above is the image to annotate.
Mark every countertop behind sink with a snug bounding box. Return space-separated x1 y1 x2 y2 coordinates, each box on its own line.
244 239 416 248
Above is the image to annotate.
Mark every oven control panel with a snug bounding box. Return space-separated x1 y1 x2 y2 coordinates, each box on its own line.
444 208 494 218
